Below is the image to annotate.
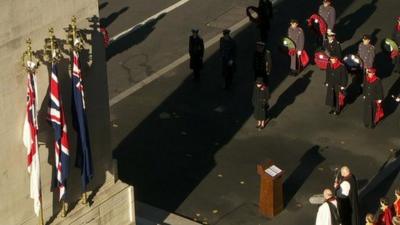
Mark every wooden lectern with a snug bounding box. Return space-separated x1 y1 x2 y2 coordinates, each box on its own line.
257 160 284 218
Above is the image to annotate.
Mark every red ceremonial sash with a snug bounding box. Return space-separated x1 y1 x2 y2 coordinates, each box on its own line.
374 101 384 124
339 91 345 109
300 50 310 67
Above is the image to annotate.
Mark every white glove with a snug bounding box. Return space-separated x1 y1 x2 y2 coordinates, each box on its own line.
325 83 328 87
319 55 324 59
354 58 360 63
297 51 302 56
377 100 382 104
327 29 332 33
396 97 400 102
363 96 366 99
283 40 288 45
314 19 319 23
340 87 345 90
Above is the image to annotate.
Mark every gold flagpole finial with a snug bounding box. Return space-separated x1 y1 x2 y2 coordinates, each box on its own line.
44 27 61 63
22 38 39 72
66 16 83 51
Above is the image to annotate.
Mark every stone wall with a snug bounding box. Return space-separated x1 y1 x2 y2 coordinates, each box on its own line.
0 1 122 224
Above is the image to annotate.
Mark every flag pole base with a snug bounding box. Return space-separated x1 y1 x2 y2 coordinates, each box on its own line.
61 201 68 217
81 192 88 205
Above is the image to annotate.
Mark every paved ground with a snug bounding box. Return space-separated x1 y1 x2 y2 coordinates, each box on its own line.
104 0 400 224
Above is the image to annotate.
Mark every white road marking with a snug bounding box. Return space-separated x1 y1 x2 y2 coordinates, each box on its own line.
109 17 249 107
110 0 191 42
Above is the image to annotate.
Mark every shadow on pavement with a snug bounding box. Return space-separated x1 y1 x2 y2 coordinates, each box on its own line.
100 6 129 28
283 145 325 206
336 0 378 43
269 71 313 119
106 13 166 60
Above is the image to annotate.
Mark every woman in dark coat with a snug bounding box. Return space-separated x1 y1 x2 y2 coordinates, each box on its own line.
362 68 384 128
252 77 270 129
325 56 348 115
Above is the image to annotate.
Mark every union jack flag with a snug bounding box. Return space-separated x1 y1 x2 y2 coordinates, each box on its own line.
72 50 93 191
48 63 70 200
22 71 41 216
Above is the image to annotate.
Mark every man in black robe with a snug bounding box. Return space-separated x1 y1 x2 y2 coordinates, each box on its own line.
323 31 342 58
253 41 272 83
189 29 204 80
334 166 360 225
220 29 236 89
257 0 273 42
325 56 348 115
362 68 384 128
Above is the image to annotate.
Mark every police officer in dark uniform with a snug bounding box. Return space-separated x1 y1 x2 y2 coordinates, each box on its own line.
220 29 236 89
189 29 204 80
358 34 375 73
253 41 272 83
257 0 273 42
323 31 342 58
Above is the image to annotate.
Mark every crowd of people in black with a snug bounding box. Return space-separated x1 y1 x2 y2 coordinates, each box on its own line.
188 0 400 131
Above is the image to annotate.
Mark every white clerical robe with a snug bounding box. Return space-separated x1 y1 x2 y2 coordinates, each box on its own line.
315 200 338 225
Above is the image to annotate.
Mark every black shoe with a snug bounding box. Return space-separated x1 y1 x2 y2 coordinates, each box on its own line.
333 111 340 116
329 110 335 114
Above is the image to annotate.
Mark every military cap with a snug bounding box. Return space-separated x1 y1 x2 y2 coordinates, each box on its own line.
290 19 299 24
256 77 264 84
323 0 331 2
223 29 231 35
191 29 199 33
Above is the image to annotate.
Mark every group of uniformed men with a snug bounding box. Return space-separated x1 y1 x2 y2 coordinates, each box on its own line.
188 0 400 129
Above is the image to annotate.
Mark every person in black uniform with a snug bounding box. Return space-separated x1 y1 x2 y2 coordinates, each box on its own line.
325 56 348 115
362 68 384 128
253 41 272 83
252 77 270 129
257 0 273 42
392 16 400 74
323 31 342 58
220 29 236 89
189 29 204 80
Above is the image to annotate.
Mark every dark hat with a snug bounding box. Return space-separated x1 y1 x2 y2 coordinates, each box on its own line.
191 29 199 33
256 41 266 46
362 34 371 40
290 19 298 24
329 55 339 60
223 29 231 35
323 0 331 2
256 77 264 84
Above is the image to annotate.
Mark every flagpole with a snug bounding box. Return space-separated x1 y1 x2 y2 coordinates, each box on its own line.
39 190 45 225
